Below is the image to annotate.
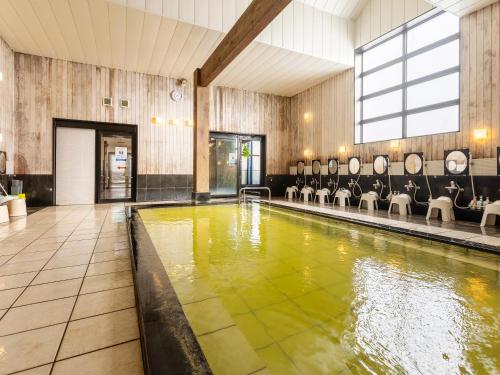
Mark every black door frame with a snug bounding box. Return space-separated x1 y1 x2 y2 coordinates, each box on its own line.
209 131 266 197
52 118 138 205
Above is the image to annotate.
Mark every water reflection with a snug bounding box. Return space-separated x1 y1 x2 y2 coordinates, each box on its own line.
349 258 480 374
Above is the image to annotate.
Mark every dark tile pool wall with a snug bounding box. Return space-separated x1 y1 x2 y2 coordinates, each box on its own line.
136 174 193 202
266 174 500 223
0 174 54 207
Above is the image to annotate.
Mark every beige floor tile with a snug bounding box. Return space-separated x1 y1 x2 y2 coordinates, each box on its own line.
23 242 62 253
14 278 82 307
90 250 129 264
60 239 96 250
0 272 37 291
0 297 76 336
71 286 135 320
57 308 139 360
32 237 67 245
52 340 143 375
0 287 24 309
32 265 87 285
8 250 56 264
14 364 52 375
94 240 129 253
0 255 11 265
44 254 92 270
0 324 66 374
0 260 46 277
80 270 133 294
55 247 94 257
67 233 99 241
0 309 5 319
86 259 131 276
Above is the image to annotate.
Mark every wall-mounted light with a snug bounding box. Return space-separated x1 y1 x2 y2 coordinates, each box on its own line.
390 140 400 149
338 145 346 154
0 133 3 143
473 128 487 140
169 118 179 126
0 72 3 81
304 112 311 121
151 116 162 125
185 120 194 127
303 149 312 158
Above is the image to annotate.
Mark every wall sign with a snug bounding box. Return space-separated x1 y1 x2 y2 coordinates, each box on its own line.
115 147 128 161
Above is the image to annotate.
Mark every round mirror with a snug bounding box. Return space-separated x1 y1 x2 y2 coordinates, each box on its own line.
445 150 468 175
373 155 388 175
348 157 361 175
404 153 423 175
312 160 321 175
297 161 305 175
328 159 338 175
0 152 6 174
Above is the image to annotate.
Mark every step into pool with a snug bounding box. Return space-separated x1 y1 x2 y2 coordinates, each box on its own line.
139 203 500 375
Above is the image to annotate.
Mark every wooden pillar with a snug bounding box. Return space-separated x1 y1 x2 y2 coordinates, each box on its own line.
192 68 210 201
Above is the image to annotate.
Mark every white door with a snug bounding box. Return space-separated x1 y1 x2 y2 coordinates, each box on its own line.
56 127 95 205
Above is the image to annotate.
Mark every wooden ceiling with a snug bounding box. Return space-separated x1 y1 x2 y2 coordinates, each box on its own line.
295 0 370 18
424 0 499 15
0 0 353 97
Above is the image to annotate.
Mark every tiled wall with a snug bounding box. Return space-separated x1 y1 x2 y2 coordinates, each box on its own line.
136 174 193 202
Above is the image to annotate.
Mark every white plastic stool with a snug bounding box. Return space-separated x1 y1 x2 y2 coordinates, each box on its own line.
480 200 500 226
389 194 412 216
315 188 330 205
333 189 351 207
7 199 27 217
426 196 455 222
359 192 379 211
285 186 298 200
0 205 9 224
300 186 314 202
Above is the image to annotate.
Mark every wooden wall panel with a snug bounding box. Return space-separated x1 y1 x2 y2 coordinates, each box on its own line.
0 37 15 167
292 2 500 164
14 54 292 176
209 86 292 174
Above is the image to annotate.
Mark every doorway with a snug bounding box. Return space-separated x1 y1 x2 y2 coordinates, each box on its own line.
209 132 265 197
53 119 137 205
97 132 133 202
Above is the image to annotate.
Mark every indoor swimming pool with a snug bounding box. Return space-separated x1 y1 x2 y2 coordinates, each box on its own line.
139 203 500 375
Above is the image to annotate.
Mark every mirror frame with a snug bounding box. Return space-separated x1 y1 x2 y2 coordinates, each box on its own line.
297 160 305 176
327 158 339 176
348 157 361 175
404 152 424 176
312 159 321 176
373 155 389 176
444 149 469 176
497 147 500 176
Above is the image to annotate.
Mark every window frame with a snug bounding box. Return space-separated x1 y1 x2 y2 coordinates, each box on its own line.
354 10 460 145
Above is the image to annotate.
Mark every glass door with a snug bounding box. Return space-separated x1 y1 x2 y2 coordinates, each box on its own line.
240 137 263 187
209 135 238 196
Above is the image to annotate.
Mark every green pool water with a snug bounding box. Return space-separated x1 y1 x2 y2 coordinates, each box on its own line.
140 203 500 375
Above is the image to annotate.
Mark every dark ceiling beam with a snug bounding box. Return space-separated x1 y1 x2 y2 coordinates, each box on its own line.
198 0 292 87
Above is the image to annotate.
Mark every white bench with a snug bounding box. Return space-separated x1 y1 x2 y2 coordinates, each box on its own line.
285 186 298 200
333 189 351 207
0 205 9 224
389 194 412 216
480 200 500 227
300 186 315 202
426 196 455 222
359 191 379 211
315 188 330 205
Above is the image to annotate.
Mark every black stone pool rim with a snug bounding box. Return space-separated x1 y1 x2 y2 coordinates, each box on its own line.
126 200 499 375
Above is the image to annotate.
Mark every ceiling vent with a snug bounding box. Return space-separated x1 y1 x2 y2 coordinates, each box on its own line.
102 97 113 107
120 99 129 108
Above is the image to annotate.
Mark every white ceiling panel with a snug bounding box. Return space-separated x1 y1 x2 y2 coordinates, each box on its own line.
295 0 370 18
0 0 354 96
425 0 498 15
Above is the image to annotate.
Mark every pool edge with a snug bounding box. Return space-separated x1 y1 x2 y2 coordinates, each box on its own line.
126 206 212 375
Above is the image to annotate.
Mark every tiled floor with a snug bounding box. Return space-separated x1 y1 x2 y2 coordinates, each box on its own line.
0 204 143 375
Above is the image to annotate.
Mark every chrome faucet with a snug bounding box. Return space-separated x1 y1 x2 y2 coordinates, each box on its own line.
445 181 463 194
373 179 385 190
348 178 356 188
404 180 419 191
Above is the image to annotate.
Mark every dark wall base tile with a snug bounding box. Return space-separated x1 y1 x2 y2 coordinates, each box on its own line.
0 174 53 207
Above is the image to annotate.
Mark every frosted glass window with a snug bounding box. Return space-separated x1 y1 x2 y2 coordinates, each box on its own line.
355 10 460 144
407 106 459 137
363 118 403 143
363 35 403 71
363 90 402 120
408 12 459 52
407 73 459 109
407 40 459 81
363 63 403 95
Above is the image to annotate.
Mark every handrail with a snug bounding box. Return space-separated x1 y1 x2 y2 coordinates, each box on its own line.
239 187 271 204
